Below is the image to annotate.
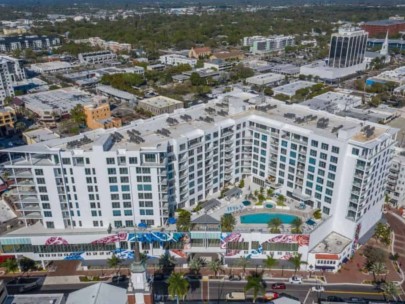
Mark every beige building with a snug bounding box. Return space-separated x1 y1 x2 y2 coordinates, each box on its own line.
84 100 122 130
23 127 60 144
138 96 184 115
0 107 16 134
189 47 212 59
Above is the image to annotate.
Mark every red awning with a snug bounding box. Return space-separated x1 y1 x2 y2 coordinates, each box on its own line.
315 254 339 260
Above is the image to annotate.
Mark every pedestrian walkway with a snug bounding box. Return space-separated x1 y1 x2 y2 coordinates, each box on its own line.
44 275 81 285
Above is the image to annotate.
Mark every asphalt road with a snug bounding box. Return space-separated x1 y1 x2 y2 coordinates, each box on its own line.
4 276 390 303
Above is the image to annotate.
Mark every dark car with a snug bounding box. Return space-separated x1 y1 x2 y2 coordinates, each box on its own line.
184 274 202 280
229 275 242 281
153 273 165 281
348 297 366 303
327 296 344 302
112 275 127 282
271 283 286 290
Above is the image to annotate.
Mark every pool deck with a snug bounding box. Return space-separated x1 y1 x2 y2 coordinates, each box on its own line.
188 178 325 234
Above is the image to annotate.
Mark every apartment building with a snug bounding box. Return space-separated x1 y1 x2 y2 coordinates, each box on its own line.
0 96 397 265
0 106 17 135
0 56 26 105
84 100 122 130
159 54 197 67
78 51 117 65
243 35 295 54
386 147 405 207
0 35 61 52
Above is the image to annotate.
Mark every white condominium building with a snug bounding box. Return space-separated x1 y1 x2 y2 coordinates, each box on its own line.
0 96 397 266
243 35 295 54
159 54 197 67
78 51 117 65
0 56 26 105
386 147 405 207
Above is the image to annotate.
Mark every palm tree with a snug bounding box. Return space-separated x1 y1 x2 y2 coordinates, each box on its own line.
221 214 236 232
268 217 282 233
291 217 303 234
107 254 122 276
266 188 273 198
382 281 399 301
2 258 18 273
237 256 250 276
159 253 176 273
188 257 205 275
264 254 278 275
277 195 286 206
371 262 386 283
208 259 223 277
289 253 307 274
167 272 190 304
244 272 265 303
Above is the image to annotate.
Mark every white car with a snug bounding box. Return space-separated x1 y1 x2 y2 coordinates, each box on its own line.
311 286 325 292
288 276 303 284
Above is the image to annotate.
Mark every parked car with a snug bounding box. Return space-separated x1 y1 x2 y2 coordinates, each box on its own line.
311 285 325 292
271 283 286 290
228 275 241 281
288 276 303 284
327 296 344 302
112 275 127 282
225 292 246 301
263 291 279 300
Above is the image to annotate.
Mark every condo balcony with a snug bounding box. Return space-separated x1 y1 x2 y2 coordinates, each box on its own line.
222 131 234 138
224 167 233 174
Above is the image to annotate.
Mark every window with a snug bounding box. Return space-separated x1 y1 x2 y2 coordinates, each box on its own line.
46 222 55 229
321 143 329 150
62 158 71 165
40 195 49 201
123 202 132 208
107 168 116 175
111 194 119 200
121 176 129 183
113 210 121 216
44 211 52 217
106 158 115 165
35 169 43 175
310 150 317 157
42 203 51 209
110 185 119 192
330 156 338 164
38 186 47 193
124 210 133 216
93 221 99 227
85 168 91 175
112 202 120 208
122 194 131 200
352 148 359 156
311 140 318 147
329 164 337 172
114 221 122 228
120 168 128 175
121 185 130 192
91 210 98 216
332 146 339 154
129 157 137 164
109 177 117 183
37 178 46 184
125 220 134 227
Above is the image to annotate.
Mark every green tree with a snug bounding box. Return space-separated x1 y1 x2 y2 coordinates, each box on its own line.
15 121 27 133
208 259 223 277
363 246 386 271
19 257 36 273
190 72 204 86
107 254 122 275
221 213 236 232
244 272 265 303
276 195 286 206
158 253 176 273
238 179 245 189
2 258 18 273
176 209 192 232
268 217 282 233
70 104 86 125
382 281 399 301
167 272 189 304
371 262 386 283
291 217 303 234
266 188 273 198
313 209 322 220
237 256 250 276
188 257 205 275
264 254 278 274
263 87 274 96
289 253 307 274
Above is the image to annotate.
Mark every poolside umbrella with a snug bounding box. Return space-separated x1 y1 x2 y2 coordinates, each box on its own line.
138 222 147 229
168 217 177 224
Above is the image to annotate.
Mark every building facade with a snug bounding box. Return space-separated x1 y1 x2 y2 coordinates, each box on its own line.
78 51 117 65
0 35 61 52
159 54 197 67
84 101 122 130
0 56 26 105
0 97 398 267
137 96 183 115
386 147 405 207
361 19 405 37
243 35 295 54
328 28 368 69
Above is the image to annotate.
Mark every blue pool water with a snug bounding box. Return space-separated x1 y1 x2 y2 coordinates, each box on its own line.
265 203 274 209
240 213 298 224
242 200 251 206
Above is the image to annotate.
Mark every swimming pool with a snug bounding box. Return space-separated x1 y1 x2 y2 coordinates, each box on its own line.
265 203 274 209
242 200 251 206
240 213 298 224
